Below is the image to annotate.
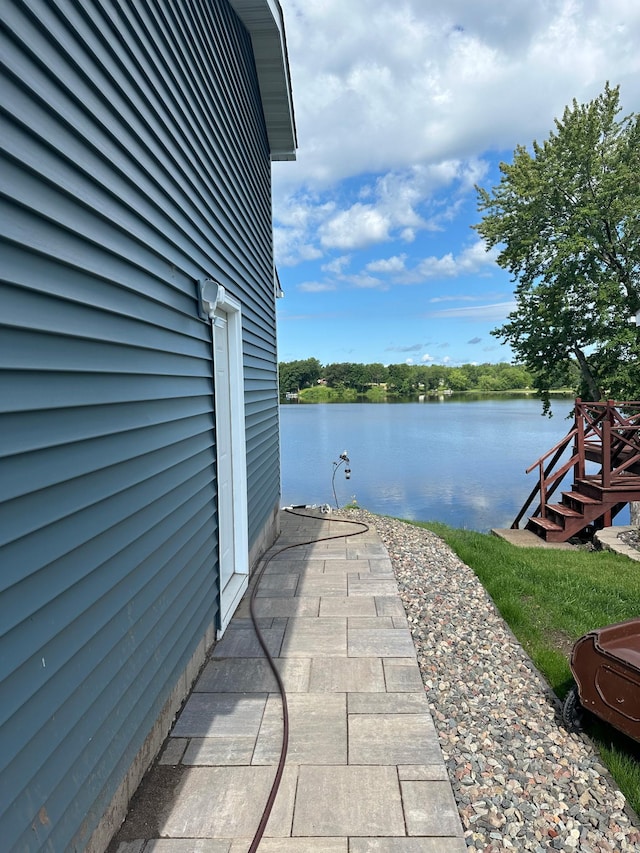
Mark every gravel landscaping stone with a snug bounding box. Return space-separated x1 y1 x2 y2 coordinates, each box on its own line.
338 510 640 853
619 528 640 552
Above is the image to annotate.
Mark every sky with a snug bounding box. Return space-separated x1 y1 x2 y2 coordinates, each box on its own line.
271 0 640 368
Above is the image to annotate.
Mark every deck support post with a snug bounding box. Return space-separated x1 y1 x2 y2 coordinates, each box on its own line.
602 400 613 489
575 398 586 481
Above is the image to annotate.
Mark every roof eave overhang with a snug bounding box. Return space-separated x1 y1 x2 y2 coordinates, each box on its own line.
228 0 297 161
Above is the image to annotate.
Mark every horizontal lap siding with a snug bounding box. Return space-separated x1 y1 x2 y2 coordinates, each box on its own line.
0 0 279 850
245 317 281 532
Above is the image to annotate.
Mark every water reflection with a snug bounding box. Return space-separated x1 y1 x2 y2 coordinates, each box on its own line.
279 398 630 531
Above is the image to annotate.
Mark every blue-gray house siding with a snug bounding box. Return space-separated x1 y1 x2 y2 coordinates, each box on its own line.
0 0 296 850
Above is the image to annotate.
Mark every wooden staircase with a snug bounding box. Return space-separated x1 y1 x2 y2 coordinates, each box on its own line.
513 400 640 543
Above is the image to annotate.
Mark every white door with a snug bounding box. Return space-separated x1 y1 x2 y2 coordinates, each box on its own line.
211 295 249 636
214 312 235 592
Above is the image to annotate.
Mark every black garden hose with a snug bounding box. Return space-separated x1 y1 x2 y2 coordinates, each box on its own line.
247 507 369 852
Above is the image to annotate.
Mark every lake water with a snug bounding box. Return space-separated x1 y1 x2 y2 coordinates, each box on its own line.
279 397 630 532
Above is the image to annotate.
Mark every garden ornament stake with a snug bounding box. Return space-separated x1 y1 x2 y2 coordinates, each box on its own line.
332 451 351 509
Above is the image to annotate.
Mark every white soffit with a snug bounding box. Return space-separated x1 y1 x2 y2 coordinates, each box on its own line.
229 0 298 161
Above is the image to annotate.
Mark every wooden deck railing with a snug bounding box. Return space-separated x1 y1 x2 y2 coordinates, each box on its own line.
512 399 640 529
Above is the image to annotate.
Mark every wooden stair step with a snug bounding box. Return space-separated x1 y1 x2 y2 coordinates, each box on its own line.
603 482 640 492
574 481 640 500
548 504 582 518
527 517 563 531
526 516 568 542
562 490 600 505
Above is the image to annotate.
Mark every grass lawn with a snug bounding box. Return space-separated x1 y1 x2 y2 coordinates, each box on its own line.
417 521 640 816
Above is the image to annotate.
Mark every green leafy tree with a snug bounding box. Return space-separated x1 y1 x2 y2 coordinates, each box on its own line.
278 361 298 394
502 365 533 389
462 363 482 389
421 365 447 391
279 358 322 393
477 372 497 391
386 363 415 395
324 362 351 387
363 362 388 386
475 83 640 412
447 368 470 392
345 362 369 391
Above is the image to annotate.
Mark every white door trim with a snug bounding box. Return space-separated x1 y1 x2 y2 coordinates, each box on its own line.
208 287 249 636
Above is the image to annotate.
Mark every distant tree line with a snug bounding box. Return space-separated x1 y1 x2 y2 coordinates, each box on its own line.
278 358 577 397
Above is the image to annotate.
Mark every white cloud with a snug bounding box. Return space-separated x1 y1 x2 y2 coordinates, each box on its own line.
366 255 407 273
396 240 500 283
416 253 458 278
427 300 517 321
274 196 335 265
298 281 337 293
342 272 386 290
320 162 474 252
275 227 323 266
416 240 498 278
275 163 492 266
319 204 391 249
430 295 477 304
275 0 640 193
322 255 351 274
457 240 500 270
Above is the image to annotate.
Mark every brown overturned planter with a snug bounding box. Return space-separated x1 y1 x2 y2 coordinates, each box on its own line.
563 618 640 743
